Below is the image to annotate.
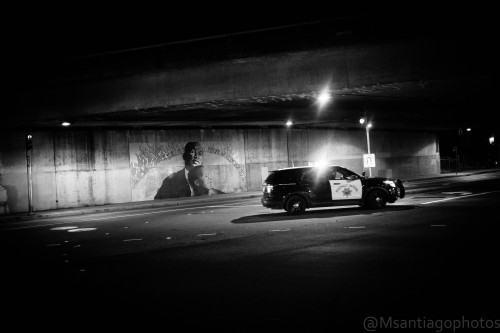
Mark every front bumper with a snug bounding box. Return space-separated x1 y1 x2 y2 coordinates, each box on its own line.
386 183 404 202
396 179 405 198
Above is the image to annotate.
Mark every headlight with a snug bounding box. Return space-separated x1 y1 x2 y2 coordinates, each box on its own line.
383 180 396 187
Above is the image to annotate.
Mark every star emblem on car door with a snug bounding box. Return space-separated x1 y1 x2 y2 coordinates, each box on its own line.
342 186 352 197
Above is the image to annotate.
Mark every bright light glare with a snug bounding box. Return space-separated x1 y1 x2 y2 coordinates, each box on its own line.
490 136 495 144
317 90 332 108
62 122 71 126
313 159 328 167
466 128 471 132
286 120 293 127
359 118 365 124
367 122 373 129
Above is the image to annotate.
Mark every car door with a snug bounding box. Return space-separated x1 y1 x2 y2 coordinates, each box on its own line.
328 167 362 200
302 167 333 204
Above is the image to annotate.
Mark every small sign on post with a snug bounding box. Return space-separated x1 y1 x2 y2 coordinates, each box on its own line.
363 154 376 168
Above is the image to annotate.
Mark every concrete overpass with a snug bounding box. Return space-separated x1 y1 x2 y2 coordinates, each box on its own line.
6 13 497 131
1 13 498 213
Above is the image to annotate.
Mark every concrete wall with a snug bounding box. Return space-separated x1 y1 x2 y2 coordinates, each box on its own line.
0 130 131 212
0 131 29 214
0 128 439 213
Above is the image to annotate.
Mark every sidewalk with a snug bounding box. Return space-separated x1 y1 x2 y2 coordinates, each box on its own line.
1 168 499 222
403 168 500 182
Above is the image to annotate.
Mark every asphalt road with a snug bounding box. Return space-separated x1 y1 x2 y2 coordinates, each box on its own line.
2 172 500 331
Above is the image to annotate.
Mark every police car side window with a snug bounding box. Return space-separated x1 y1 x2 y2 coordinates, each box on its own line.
303 169 328 183
329 170 340 180
302 169 317 182
338 168 358 180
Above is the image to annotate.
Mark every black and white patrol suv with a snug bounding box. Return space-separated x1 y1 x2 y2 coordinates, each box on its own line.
261 165 405 214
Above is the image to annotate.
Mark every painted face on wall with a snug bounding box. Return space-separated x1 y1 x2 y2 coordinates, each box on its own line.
183 142 204 169
188 145 203 167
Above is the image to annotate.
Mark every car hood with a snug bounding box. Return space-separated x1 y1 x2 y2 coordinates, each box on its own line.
362 177 404 185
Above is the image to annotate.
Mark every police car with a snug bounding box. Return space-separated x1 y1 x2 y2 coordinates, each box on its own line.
261 165 405 214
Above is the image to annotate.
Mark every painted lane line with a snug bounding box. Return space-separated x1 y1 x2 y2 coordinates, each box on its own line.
64 207 214 222
67 228 97 232
345 226 366 229
47 243 61 247
270 229 290 232
421 191 499 205
50 226 79 231
206 205 262 208
1 223 65 231
123 238 143 242
197 233 217 237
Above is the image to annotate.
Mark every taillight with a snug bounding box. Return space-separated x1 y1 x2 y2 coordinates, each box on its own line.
263 185 273 194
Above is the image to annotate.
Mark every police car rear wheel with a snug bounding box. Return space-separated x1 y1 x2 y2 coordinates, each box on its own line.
366 189 387 209
286 195 306 214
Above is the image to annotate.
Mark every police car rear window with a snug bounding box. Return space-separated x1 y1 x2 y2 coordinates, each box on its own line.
265 169 304 183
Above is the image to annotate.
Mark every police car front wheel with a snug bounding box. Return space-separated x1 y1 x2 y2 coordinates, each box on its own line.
366 189 387 209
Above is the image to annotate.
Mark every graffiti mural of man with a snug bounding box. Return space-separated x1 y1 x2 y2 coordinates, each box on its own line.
154 142 204 199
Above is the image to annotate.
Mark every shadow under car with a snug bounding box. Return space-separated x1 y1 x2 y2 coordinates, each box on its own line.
231 205 415 224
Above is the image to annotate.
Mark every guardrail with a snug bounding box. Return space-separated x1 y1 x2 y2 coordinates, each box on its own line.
440 157 491 174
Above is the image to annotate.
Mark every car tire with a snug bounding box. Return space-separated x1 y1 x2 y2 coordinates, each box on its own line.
366 189 387 209
286 195 306 214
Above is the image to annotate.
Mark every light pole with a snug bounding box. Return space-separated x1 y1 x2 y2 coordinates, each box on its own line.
286 120 293 167
360 118 373 177
25 134 34 214
489 135 495 168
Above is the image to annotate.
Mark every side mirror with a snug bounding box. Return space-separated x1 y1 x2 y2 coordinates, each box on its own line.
362 171 366 177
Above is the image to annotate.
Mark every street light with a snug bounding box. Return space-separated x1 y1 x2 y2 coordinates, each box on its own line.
317 90 332 109
360 118 373 177
286 120 293 167
25 134 34 214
